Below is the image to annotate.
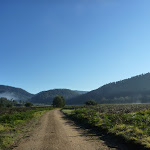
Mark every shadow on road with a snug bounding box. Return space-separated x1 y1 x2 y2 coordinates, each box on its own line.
60 112 145 150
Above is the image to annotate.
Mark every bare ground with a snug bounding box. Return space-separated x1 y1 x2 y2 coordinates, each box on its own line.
13 109 119 150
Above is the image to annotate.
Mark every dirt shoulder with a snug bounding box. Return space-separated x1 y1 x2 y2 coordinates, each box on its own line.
13 109 116 150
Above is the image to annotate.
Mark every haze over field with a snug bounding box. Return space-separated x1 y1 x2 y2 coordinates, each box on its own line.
1 1 150 94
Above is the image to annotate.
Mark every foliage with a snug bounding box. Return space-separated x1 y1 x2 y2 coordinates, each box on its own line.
61 109 73 115
6 103 13 108
64 103 150 113
0 107 52 127
0 106 53 149
85 100 97 105
66 104 150 149
0 106 51 115
63 105 86 109
0 97 17 107
24 101 33 107
52 95 65 108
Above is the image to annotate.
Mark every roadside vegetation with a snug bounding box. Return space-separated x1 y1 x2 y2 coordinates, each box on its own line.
63 103 150 150
0 106 53 150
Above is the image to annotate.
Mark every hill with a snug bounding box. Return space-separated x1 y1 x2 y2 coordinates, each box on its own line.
30 89 83 104
0 85 34 101
68 73 150 104
73 90 88 94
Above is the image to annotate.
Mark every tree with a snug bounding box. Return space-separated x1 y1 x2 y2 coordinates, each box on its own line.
25 101 33 107
19 100 23 104
0 97 14 107
6 103 13 108
0 103 4 108
52 95 66 108
85 100 98 105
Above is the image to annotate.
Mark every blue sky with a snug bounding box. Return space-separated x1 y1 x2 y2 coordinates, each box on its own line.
0 0 150 94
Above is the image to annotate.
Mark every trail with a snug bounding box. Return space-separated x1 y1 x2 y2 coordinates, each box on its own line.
13 109 115 150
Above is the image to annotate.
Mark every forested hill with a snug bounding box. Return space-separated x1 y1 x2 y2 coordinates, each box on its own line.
30 89 83 104
74 91 88 94
0 85 34 101
68 73 150 104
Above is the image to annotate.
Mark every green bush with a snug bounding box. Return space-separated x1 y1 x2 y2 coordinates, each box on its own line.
52 96 65 108
85 100 98 105
25 102 33 107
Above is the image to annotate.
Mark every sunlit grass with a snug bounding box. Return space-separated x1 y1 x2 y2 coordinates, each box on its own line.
66 105 150 149
0 107 53 149
62 109 73 115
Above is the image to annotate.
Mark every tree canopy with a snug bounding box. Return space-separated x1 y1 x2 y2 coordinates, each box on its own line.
52 95 65 108
24 101 33 107
0 97 17 107
85 100 98 105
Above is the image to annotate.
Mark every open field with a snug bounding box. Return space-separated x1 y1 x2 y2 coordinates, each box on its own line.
63 104 150 150
0 106 52 115
64 103 150 113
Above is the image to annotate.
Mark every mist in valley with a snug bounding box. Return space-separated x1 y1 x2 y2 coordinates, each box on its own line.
0 92 18 101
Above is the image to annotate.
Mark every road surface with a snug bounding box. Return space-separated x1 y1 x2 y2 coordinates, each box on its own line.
13 109 115 150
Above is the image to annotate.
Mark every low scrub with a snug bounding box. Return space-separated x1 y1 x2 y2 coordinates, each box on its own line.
66 106 150 149
0 107 53 150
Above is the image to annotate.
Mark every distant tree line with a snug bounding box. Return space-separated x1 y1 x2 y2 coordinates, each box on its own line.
0 97 33 107
100 95 150 104
0 97 17 107
68 73 150 105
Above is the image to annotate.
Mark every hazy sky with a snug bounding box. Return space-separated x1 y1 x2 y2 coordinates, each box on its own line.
0 0 150 94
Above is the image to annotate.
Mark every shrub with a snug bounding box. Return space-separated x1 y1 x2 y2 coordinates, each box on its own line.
85 100 98 105
25 102 33 107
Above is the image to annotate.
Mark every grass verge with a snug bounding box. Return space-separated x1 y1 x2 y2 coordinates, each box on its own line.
62 108 150 150
0 107 53 150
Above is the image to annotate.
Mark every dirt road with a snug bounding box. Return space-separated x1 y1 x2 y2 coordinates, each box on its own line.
13 109 114 150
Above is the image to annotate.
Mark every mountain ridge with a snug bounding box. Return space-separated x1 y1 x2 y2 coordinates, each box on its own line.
68 73 150 104
0 85 34 101
2 73 150 104
29 89 85 104
0 85 88 103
